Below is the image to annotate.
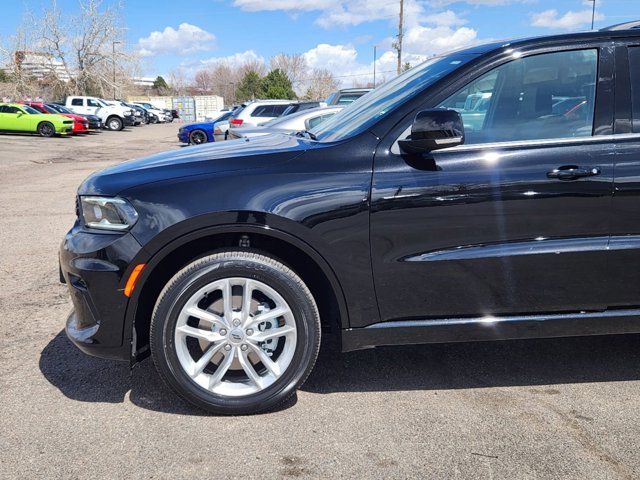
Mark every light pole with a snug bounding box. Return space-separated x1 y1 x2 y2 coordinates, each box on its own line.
112 40 121 100
591 0 596 30
373 45 377 88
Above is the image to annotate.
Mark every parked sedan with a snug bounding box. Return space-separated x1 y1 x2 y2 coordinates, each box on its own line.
0 103 73 136
48 103 102 130
178 111 235 145
21 101 89 134
121 101 152 124
226 106 342 140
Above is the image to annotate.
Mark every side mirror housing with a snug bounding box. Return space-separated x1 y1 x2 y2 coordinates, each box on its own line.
398 109 464 154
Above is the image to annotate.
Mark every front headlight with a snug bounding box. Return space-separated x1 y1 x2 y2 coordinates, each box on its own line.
124 110 132 116
80 196 138 231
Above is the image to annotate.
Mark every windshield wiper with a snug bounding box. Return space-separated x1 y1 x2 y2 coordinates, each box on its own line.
295 130 317 141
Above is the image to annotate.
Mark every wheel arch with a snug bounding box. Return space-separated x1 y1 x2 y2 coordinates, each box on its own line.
189 128 208 143
106 114 124 129
125 224 349 362
37 120 55 130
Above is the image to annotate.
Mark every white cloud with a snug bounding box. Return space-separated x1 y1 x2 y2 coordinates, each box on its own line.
233 0 427 29
530 9 604 29
233 0 335 11
301 23 478 88
430 0 528 5
200 50 265 67
424 10 468 27
138 23 216 57
404 25 478 54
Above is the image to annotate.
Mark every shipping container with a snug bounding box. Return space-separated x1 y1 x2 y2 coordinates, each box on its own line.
194 95 225 122
172 96 196 123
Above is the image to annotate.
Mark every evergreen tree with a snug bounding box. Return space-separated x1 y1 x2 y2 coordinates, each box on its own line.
236 70 263 101
260 69 296 99
153 75 169 92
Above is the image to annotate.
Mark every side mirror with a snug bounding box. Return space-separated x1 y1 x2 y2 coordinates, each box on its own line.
398 109 464 154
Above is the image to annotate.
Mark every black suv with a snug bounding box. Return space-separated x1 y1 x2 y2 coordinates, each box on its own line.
60 23 640 414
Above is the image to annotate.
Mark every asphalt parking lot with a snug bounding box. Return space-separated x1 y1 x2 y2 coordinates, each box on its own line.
1 123 639 479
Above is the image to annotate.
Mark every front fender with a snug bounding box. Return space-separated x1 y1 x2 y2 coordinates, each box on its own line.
121 219 351 361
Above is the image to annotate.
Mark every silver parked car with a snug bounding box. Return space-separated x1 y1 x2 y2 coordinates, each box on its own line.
226 106 343 140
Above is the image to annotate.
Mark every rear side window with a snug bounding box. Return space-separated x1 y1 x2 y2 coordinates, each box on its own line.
307 113 335 129
271 105 290 116
336 94 363 105
251 105 271 117
630 47 640 133
71 98 83 106
438 49 598 144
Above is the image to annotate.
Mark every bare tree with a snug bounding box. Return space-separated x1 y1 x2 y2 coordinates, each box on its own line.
193 69 214 93
270 53 307 94
0 19 39 99
1 0 138 99
237 58 267 78
168 69 189 96
303 68 339 101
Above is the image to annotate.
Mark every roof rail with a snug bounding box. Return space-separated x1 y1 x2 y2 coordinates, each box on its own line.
600 20 640 31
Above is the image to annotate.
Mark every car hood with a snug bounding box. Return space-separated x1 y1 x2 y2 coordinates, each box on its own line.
182 121 213 130
64 113 86 122
239 127 295 138
79 133 314 196
45 114 72 124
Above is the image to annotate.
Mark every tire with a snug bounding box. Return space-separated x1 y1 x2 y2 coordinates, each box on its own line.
189 129 208 145
150 251 321 415
106 116 123 131
37 121 56 137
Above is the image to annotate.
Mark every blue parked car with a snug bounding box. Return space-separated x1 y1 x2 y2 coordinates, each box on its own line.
177 110 234 145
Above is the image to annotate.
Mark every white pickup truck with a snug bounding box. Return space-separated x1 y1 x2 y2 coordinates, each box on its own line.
64 96 134 131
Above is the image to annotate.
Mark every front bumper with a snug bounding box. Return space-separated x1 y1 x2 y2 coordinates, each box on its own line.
123 115 136 126
178 130 190 143
59 224 143 361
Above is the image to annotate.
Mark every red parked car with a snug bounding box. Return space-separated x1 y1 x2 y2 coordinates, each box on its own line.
20 101 89 134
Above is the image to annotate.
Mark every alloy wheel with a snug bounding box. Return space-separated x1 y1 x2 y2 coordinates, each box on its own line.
174 277 297 397
190 131 207 144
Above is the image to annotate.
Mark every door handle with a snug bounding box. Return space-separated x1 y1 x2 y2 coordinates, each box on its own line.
547 166 601 180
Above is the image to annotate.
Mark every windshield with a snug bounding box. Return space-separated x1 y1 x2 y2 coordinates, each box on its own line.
22 105 41 114
310 53 478 142
48 104 69 114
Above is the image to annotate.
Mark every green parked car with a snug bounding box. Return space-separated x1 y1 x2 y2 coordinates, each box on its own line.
0 103 74 137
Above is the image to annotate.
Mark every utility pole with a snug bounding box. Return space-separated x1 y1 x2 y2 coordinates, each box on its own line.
112 40 121 100
373 45 377 88
396 0 404 75
590 0 596 30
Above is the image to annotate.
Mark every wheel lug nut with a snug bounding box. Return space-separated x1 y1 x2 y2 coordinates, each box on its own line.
233 319 241 327
224 344 232 351
219 329 227 336
246 328 254 336
240 344 248 351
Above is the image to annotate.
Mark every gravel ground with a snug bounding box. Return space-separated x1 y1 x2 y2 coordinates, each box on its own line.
1 123 639 479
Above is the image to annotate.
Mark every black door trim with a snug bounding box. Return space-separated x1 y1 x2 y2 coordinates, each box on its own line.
342 309 640 351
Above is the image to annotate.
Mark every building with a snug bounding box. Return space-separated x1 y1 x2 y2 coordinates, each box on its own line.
133 77 156 88
14 51 71 82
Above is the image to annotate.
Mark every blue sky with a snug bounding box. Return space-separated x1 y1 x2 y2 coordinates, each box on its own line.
2 0 639 86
